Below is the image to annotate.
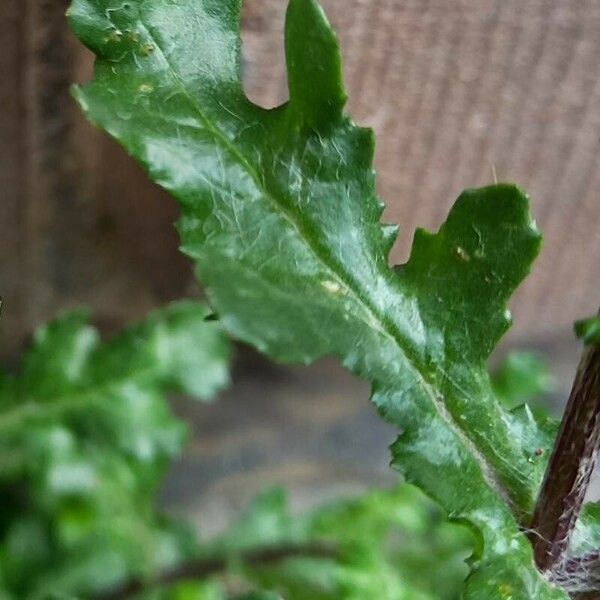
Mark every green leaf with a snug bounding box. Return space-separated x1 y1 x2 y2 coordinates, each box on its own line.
197 485 471 600
140 580 231 600
236 593 283 600
285 0 346 128
22 300 229 402
492 351 556 410
142 582 283 600
575 316 600 345
69 0 566 596
0 301 230 598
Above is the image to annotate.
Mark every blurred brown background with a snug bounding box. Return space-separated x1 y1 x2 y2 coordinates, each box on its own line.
1 0 599 522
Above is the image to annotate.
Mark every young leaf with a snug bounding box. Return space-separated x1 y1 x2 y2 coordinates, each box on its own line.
133 485 472 599
195 485 472 600
69 0 566 595
492 351 556 410
0 301 230 598
575 316 600 346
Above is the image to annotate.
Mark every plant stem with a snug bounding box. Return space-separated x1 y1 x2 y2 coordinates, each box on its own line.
550 552 600 595
529 343 600 572
95 542 338 600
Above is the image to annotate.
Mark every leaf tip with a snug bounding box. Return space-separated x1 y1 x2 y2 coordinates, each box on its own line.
285 0 346 128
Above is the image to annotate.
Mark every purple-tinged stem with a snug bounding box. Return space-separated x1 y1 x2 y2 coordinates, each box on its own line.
550 551 600 595
529 343 600 572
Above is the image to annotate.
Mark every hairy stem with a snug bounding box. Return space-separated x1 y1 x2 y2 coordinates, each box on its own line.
529 343 600 572
95 542 338 600
550 552 600 595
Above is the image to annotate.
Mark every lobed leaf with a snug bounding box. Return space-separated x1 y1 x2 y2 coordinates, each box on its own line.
69 0 567 596
0 301 230 598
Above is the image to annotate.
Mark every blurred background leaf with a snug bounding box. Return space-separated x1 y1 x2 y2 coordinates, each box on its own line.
491 350 556 410
0 302 230 598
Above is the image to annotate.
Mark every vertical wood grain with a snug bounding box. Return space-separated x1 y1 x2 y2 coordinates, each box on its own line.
0 0 191 359
0 0 26 359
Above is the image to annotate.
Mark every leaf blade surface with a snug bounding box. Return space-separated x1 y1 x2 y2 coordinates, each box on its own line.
69 1 566 596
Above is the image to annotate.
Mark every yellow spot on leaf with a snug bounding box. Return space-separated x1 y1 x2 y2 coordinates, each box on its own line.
454 246 470 262
140 43 155 56
321 280 346 295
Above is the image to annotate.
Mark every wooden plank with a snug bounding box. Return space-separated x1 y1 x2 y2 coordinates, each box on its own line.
0 0 26 359
0 0 191 358
23 0 86 329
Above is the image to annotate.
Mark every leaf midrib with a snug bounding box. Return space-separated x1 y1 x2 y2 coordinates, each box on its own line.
98 11 515 511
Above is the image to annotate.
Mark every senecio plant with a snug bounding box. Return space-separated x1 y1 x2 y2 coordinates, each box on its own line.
0 0 599 598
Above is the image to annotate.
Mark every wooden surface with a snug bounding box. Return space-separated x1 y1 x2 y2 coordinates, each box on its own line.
1 0 599 355
0 0 191 359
